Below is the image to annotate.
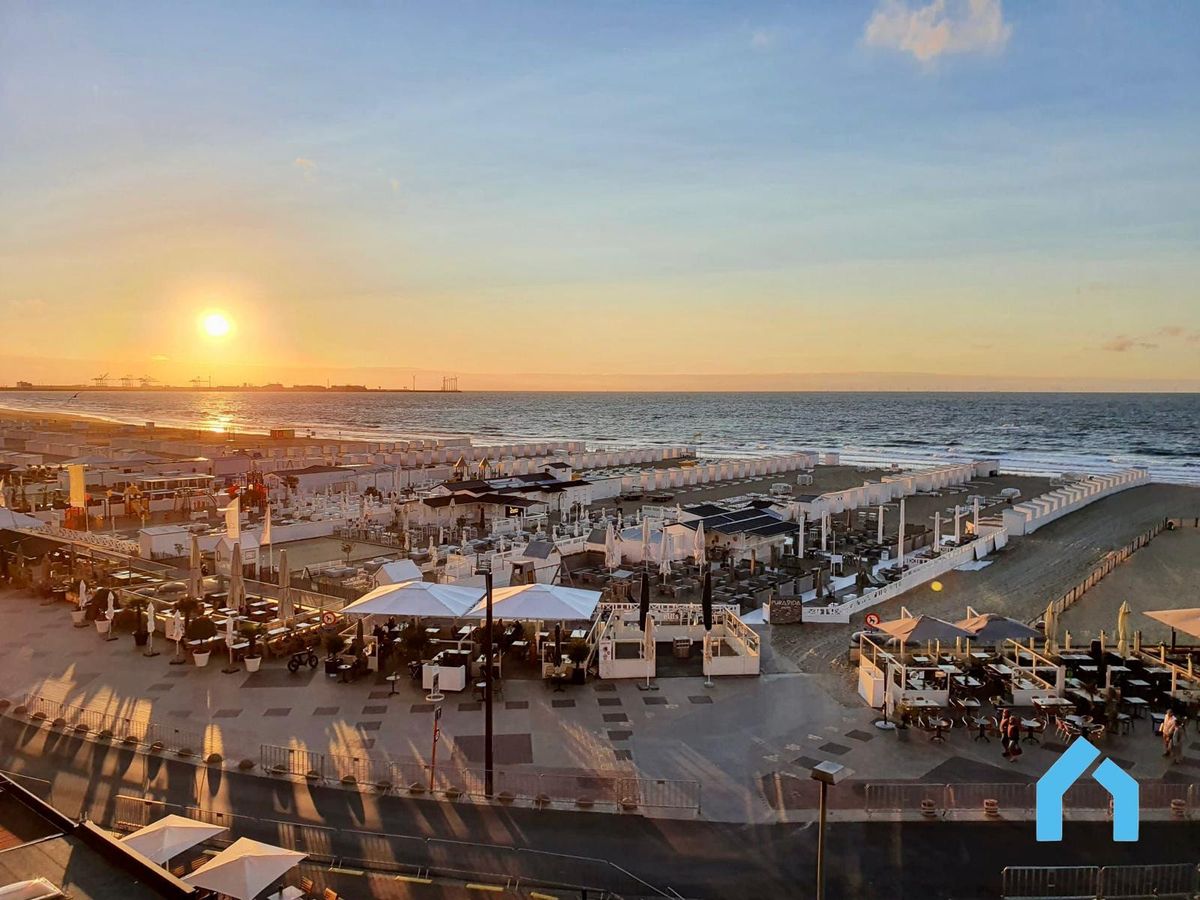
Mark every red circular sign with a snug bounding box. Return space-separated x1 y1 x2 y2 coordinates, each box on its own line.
321 611 337 626
864 613 881 627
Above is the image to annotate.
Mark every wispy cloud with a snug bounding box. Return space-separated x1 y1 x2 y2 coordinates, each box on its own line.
1102 335 1158 353
150 354 169 362
864 0 1012 63
293 157 318 180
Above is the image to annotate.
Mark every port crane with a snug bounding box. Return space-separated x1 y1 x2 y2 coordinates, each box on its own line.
91 373 110 388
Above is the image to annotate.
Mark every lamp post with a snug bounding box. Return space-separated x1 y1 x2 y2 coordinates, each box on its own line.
810 760 848 900
476 566 495 797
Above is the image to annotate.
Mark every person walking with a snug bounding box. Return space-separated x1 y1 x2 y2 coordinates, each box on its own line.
999 710 1012 760
1005 713 1023 762
1162 710 1178 758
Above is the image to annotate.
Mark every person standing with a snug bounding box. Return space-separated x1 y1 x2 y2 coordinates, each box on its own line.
1161 710 1177 758
1005 714 1023 762
999 710 1012 760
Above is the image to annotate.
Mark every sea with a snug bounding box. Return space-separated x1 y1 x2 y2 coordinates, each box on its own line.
1 391 1197 485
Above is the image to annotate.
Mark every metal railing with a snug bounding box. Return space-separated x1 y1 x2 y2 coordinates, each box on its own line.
21 693 215 757
1002 864 1200 900
102 794 669 897
265 743 701 812
867 782 1194 819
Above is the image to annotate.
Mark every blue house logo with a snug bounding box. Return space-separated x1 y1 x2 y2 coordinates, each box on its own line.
1036 737 1138 841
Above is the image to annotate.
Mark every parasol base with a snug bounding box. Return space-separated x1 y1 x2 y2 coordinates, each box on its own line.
221 666 240 674
143 650 160 658
168 657 186 665
873 719 896 731
103 635 118 642
636 682 659 692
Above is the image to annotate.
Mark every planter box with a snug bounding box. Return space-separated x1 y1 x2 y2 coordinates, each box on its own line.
95 619 111 635
244 656 262 673
193 651 211 668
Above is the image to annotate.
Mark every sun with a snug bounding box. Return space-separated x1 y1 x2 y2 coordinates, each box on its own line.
201 311 232 338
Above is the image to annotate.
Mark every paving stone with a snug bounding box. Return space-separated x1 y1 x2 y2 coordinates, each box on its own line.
241 669 316 688
505 701 529 710
613 749 633 761
212 709 242 719
598 698 622 707
607 730 633 741
164 670 190 679
410 704 434 713
643 696 668 706
455 733 533 764
792 755 821 770
312 706 339 716
846 729 875 742
551 699 575 708
457 702 482 712
362 705 388 715
603 713 629 723
368 690 392 700
688 696 713 705
146 683 174 692
357 721 382 732
818 742 851 756
264 708 292 717
594 683 617 693
166 710 190 720
361 739 376 749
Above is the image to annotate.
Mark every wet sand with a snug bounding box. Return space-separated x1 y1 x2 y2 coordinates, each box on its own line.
767 483 1200 673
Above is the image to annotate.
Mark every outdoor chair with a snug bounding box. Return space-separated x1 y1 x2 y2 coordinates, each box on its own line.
322 890 340 900
300 877 315 895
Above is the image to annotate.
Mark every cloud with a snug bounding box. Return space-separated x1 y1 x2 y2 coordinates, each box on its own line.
1157 325 1185 337
864 0 1012 62
1102 335 1158 353
150 354 169 362
293 157 318 179
749 29 774 50
389 177 401 193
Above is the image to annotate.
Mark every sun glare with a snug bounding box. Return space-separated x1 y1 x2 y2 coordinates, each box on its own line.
201 311 232 338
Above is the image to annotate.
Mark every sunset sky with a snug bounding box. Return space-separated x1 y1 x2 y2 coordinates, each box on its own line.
2 1 1198 390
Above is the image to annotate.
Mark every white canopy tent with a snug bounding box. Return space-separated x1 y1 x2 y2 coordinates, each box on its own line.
184 837 306 900
120 814 227 864
373 559 423 586
341 581 484 619
466 583 602 622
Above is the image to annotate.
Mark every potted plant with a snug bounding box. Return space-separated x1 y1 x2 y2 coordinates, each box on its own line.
241 622 263 672
123 598 150 647
186 616 218 667
567 639 589 684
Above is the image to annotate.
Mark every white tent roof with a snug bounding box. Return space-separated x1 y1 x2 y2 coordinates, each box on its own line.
374 559 423 586
341 580 483 619
466 583 602 622
120 814 227 864
184 837 306 900
0 509 43 530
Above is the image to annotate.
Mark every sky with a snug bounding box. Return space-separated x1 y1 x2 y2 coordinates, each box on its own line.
1 0 1198 391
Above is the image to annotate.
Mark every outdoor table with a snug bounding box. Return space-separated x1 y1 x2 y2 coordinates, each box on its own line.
912 656 930 665
1125 679 1150 691
571 629 587 640
926 716 950 742
1123 696 1149 718
1108 665 1131 676
548 671 569 693
986 664 1013 677
425 627 441 636
1033 697 1077 712
969 651 990 662
1064 714 1093 728
970 715 992 741
510 640 528 655
1078 665 1098 674
953 676 982 689
457 626 472 638
1147 667 1172 676
938 664 962 676
1020 718 1041 744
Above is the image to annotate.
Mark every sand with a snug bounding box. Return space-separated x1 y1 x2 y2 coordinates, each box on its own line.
766 482 1200 673
1055 525 1200 645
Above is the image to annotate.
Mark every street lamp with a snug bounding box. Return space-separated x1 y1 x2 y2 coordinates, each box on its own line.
810 760 849 900
475 565 494 797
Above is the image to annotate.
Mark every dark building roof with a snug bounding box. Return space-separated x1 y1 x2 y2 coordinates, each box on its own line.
267 464 351 477
680 508 797 539
542 461 572 469
522 540 556 559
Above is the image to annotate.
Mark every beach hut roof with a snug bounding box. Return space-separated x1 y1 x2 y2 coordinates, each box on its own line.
467 583 602 621
1144 609 1200 641
874 614 972 644
955 612 1041 643
342 581 483 619
374 559 423 585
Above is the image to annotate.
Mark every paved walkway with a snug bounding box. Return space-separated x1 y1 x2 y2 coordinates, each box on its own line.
2 588 1195 823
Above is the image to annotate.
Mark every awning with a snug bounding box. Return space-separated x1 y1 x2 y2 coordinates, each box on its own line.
1144 609 1200 641
466 583 602 622
120 814 228 864
341 580 484 619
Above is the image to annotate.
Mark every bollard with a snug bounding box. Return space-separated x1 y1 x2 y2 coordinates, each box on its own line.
920 799 938 818
983 799 1000 818
1171 799 1186 819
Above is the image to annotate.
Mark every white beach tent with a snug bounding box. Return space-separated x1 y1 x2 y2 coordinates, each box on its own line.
341 581 483 619
184 837 306 900
120 814 227 865
374 558 423 587
467 583 602 622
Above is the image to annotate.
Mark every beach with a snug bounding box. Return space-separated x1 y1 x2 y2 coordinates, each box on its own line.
767 482 1200 673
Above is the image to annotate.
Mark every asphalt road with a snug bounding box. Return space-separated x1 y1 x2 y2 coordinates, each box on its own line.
4 717 1199 898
